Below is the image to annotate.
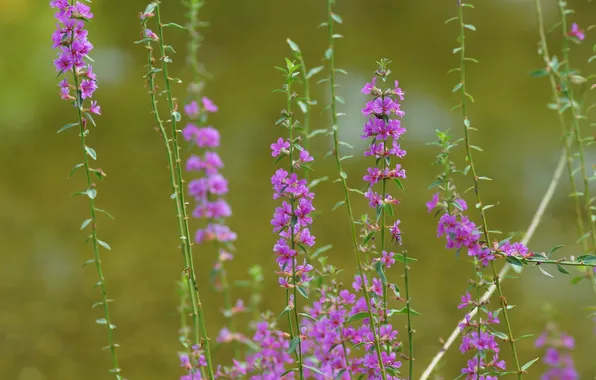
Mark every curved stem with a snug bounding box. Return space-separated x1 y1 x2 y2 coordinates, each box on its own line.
456 3 522 377
71 70 121 379
151 5 215 378
558 2 596 250
403 251 414 379
419 148 567 380
326 1 386 378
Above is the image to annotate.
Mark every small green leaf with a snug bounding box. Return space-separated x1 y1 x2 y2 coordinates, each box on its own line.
304 365 325 376
85 146 97 160
296 285 309 299
96 318 108 325
87 188 97 199
374 261 387 285
490 331 508 340
80 218 92 230
556 264 570 275
393 178 405 191
172 111 181 122
57 122 79 134
505 255 524 267
311 244 332 258
330 12 343 24
276 306 291 321
286 38 300 52
521 357 540 371
97 240 111 250
162 22 185 29
68 163 84 178
347 312 369 323
95 208 114 220
287 337 300 354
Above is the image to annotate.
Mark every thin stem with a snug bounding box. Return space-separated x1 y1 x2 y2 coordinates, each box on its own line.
558 1 596 251
326 1 386 378
419 148 567 380
380 127 388 328
535 0 588 255
143 36 206 379
71 70 121 379
456 3 522 377
403 251 414 380
297 54 311 182
287 77 305 380
153 5 215 378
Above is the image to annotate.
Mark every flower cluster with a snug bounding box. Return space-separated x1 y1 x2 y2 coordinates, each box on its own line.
51 0 100 115
535 324 578 380
300 279 402 379
361 74 407 247
185 97 237 244
457 293 505 379
270 151 316 286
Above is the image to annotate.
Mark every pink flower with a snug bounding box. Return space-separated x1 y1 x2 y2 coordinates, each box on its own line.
569 23 585 41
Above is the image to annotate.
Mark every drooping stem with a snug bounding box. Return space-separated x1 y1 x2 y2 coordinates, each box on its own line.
326 1 387 378
455 3 522 378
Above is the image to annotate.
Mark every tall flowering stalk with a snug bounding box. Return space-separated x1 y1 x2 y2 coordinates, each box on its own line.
558 2 596 254
360 59 414 378
270 58 317 380
323 1 387 377
51 1 122 378
535 322 578 379
533 0 588 257
448 1 523 377
137 2 214 378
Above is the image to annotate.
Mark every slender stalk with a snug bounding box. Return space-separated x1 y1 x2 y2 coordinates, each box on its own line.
419 148 568 380
380 136 389 328
558 1 596 251
535 0 588 255
152 5 215 377
326 1 387 378
72 69 121 380
455 3 522 377
143 34 207 378
287 79 306 380
403 251 414 379
297 53 311 183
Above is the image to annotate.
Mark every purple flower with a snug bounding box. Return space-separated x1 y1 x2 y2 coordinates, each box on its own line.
202 96 218 112
361 77 377 94
196 127 220 148
184 100 200 119
270 137 290 157
52 1 99 108
569 22 585 41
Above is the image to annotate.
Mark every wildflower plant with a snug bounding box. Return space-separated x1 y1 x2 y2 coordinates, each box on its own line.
51 0 122 378
136 2 214 378
46 0 596 379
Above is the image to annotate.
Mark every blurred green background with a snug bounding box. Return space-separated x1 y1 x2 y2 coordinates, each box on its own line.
1 0 595 378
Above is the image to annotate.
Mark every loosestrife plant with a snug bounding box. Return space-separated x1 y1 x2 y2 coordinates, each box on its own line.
50 0 596 379
51 1 122 378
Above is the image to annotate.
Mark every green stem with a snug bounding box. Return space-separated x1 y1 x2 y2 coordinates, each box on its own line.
535 0 587 255
71 70 121 379
326 1 386 378
456 3 522 378
403 251 414 380
154 6 215 378
557 0 596 299
287 77 305 380
522 257 596 267
143 36 206 379
297 54 311 182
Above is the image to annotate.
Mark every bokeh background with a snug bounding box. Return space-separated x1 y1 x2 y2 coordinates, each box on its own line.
1 0 595 379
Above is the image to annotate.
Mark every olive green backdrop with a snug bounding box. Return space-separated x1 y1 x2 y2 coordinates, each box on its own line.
1 0 595 379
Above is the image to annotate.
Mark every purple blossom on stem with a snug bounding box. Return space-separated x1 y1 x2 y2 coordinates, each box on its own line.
568 22 585 41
